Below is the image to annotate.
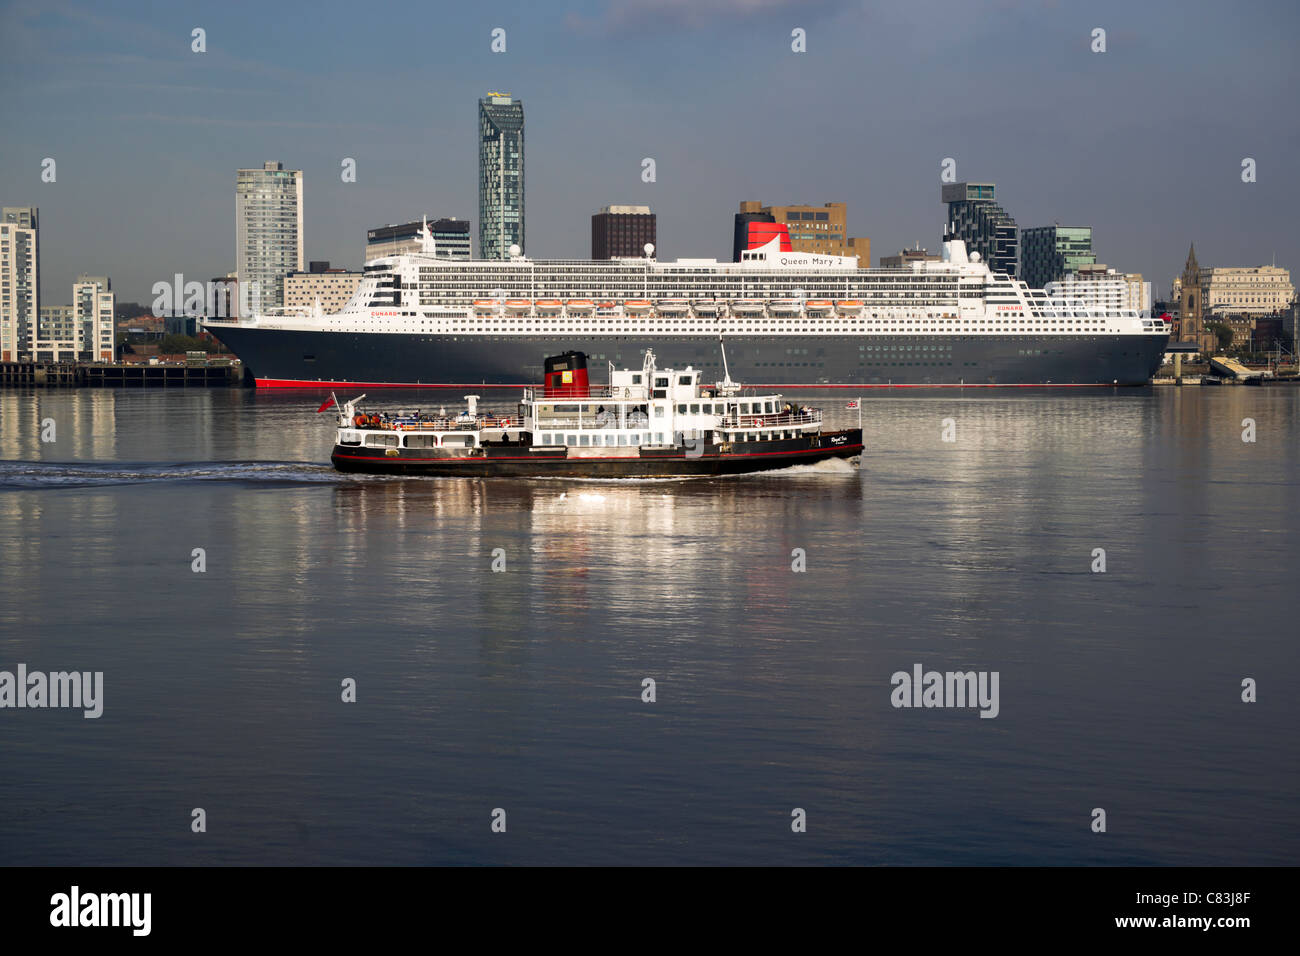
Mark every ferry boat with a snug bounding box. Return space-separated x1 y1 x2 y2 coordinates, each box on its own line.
328 350 863 478
205 218 1170 389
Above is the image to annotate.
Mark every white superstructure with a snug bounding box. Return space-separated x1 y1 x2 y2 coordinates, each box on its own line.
210 231 1165 340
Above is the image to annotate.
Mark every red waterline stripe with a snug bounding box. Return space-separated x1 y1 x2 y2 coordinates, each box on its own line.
332 444 863 464
259 378 1136 390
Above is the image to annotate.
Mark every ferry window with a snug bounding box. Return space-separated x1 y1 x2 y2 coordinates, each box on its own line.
340 434 361 446
690 404 700 414
678 376 691 385
654 406 665 417
631 374 642 384
677 404 688 414
539 433 551 445
442 435 473 447
655 377 669 387
555 404 578 414
366 434 399 448
740 403 750 414
630 433 640 445
566 434 577 446
765 402 775 414
579 434 591 446
406 435 437 449
604 434 616 446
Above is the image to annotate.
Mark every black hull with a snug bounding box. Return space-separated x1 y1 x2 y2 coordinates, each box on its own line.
331 430 863 478
206 326 1170 388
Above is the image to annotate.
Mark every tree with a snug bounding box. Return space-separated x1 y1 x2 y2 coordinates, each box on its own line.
159 334 210 354
1205 322 1233 351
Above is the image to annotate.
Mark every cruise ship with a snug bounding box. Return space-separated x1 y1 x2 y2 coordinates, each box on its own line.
204 221 1170 389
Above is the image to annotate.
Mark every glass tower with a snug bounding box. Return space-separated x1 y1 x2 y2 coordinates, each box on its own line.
1020 226 1096 290
236 162 304 313
478 94 524 259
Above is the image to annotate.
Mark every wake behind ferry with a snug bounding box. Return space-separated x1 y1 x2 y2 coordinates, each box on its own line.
328 350 863 478
206 221 1170 390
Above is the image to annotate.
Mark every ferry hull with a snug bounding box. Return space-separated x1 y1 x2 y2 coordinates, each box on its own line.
208 326 1170 389
331 430 863 478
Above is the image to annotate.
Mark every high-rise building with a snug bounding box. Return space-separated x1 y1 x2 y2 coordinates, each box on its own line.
941 183 1018 278
236 161 304 313
1021 226 1095 289
478 93 524 259
736 201 871 266
1 207 39 361
73 275 114 362
591 205 657 259
365 218 471 262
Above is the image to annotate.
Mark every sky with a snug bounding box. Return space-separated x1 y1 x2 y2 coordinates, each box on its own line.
1 0 1298 306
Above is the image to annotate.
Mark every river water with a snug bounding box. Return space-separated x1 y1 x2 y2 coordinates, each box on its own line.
0 386 1296 864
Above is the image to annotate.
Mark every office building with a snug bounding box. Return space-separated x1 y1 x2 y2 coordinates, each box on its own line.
592 205 657 259
236 161 304 313
478 93 525 258
1201 265 1293 316
736 201 871 266
941 182 1018 277
1021 226 1096 289
365 218 471 262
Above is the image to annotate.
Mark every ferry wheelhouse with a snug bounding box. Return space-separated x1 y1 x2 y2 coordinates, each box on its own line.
329 350 863 478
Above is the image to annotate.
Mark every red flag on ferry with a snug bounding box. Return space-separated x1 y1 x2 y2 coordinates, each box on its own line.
316 395 337 413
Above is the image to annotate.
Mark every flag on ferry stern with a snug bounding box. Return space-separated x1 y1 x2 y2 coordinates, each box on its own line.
316 393 337 413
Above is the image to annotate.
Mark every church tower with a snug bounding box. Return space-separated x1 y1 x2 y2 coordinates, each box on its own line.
1178 244 1211 352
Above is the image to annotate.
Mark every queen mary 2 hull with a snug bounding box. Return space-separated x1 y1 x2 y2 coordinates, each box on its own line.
208 325 1170 389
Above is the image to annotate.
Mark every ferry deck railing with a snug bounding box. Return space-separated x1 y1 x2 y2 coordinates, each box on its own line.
348 409 823 433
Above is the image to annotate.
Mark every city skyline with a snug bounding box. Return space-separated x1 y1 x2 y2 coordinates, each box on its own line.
1 0 1297 305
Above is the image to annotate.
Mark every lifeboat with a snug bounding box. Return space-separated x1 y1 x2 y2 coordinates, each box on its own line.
535 299 563 312
692 299 721 315
623 299 652 313
505 298 532 312
595 300 617 311
769 299 802 315
731 299 765 316
656 298 689 314
804 299 833 312
835 299 864 315
472 299 500 312
566 299 594 312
